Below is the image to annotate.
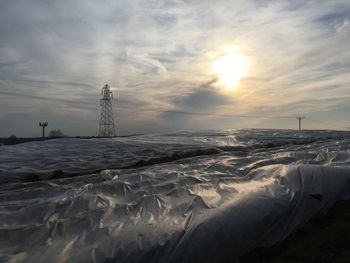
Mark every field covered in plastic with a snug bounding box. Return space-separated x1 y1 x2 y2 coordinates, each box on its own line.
0 129 349 263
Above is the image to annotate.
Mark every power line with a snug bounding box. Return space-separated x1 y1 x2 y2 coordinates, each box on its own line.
0 90 298 119
161 109 297 119
307 117 349 130
2 90 349 131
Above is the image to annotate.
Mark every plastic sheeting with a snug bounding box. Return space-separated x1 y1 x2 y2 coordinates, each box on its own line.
0 129 350 262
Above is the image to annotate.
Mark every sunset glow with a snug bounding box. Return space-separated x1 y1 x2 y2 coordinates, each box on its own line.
0 0 348 135
212 52 248 89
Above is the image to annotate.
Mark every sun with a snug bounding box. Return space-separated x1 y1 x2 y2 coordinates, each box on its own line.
212 52 248 89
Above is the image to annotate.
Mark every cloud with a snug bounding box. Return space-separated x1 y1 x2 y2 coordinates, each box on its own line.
170 79 232 111
336 19 350 33
0 0 350 136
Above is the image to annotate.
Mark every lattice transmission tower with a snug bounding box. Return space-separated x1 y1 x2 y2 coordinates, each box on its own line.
99 84 116 137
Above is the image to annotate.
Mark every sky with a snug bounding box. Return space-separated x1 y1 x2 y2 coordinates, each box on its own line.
0 0 349 137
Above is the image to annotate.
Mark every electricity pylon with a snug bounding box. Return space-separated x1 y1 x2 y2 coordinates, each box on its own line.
99 84 116 137
296 116 305 131
39 121 48 138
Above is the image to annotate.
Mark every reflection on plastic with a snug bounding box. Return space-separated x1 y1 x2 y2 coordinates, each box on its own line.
0 129 350 262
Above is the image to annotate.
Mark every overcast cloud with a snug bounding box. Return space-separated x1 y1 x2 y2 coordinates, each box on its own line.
0 0 349 136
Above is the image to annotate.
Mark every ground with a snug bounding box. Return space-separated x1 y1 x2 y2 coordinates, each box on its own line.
241 200 350 263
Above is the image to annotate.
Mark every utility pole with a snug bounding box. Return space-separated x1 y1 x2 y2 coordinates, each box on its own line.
39 121 48 139
296 117 305 131
99 84 116 137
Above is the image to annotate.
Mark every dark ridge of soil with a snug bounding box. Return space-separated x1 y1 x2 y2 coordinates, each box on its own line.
241 199 350 263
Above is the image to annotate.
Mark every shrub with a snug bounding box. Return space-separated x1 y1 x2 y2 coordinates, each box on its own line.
7 135 17 145
49 129 64 138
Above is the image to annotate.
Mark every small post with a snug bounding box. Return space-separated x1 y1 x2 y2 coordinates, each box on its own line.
39 121 48 139
296 117 305 131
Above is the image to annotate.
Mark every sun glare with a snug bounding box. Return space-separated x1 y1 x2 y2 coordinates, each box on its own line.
212 52 248 89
